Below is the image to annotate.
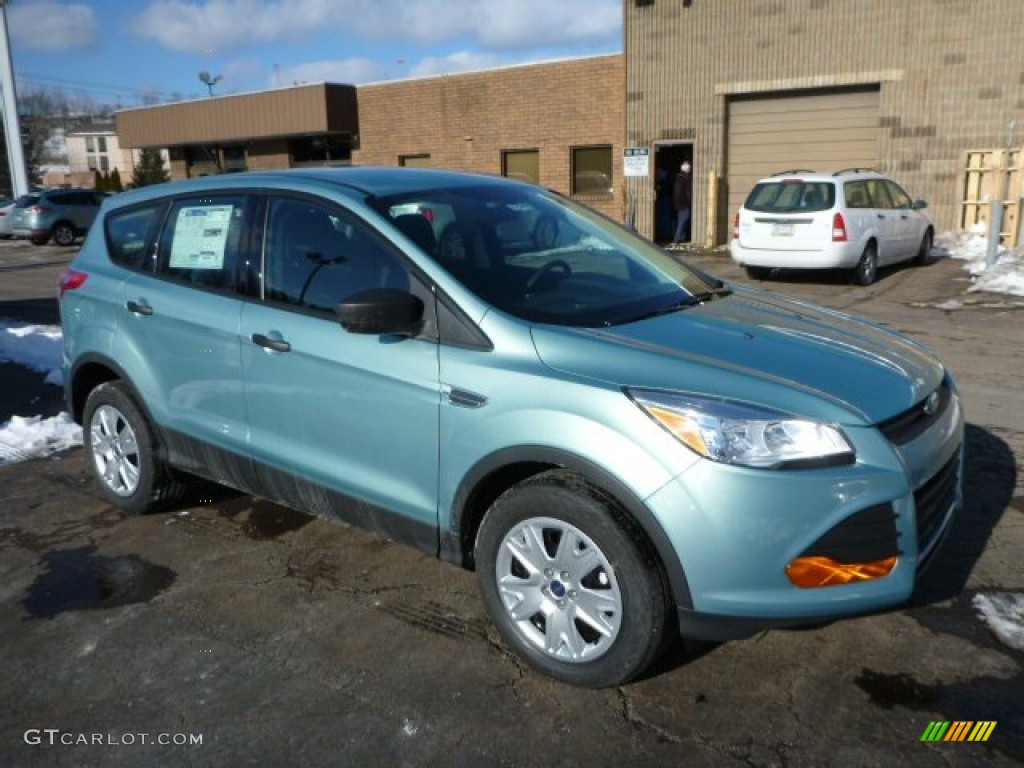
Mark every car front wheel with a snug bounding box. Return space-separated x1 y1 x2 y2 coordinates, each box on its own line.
852 243 878 285
476 470 671 687
83 382 183 514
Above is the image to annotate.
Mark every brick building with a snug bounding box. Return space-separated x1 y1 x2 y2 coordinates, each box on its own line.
626 0 1024 244
116 56 625 221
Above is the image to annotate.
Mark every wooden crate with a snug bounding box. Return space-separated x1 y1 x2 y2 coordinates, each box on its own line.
962 149 1021 245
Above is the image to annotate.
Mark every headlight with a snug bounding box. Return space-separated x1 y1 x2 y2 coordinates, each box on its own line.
628 390 854 469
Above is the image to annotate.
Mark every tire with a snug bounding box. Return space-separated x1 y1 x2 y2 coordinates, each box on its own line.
475 470 671 687
915 229 933 266
744 265 771 281
52 222 76 247
83 382 183 514
852 243 878 286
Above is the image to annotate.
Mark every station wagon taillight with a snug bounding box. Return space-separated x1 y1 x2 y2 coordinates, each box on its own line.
27 206 51 215
832 212 848 242
732 211 739 240
57 268 88 300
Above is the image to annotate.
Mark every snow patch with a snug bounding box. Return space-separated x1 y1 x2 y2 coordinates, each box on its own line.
0 413 83 465
972 592 1024 652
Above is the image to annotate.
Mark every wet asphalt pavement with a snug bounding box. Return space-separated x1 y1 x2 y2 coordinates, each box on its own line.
0 237 1021 767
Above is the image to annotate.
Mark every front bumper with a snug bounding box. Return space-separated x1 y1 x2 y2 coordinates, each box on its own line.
649 388 964 641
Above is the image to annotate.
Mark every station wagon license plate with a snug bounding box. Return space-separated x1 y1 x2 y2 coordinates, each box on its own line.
772 222 795 237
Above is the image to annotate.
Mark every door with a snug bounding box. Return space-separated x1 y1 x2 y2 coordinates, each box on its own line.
120 194 256 467
864 178 899 264
240 195 441 531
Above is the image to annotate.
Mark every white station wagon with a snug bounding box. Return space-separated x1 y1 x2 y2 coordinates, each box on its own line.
730 169 934 285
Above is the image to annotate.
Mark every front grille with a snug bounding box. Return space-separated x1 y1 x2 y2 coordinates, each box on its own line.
800 503 900 563
878 379 952 446
915 451 961 562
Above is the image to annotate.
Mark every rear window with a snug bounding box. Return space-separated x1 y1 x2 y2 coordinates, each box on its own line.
15 195 40 208
744 181 835 213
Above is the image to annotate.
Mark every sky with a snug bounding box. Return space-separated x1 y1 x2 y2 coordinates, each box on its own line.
5 0 624 106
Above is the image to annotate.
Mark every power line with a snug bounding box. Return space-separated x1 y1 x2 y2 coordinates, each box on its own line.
15 70 180 102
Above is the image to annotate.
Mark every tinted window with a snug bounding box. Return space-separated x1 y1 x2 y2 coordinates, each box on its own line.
155 195 253 292
15 195 39 208
264 198 411 314
105 204 165 270
744 181 835 213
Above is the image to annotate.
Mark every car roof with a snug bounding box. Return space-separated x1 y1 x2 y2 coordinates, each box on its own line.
105 167 527 209
755 169 888 183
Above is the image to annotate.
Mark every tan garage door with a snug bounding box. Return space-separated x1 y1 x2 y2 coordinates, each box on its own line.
727 88 880 219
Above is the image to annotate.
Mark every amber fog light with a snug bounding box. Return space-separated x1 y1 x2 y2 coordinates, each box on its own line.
786 556 897 588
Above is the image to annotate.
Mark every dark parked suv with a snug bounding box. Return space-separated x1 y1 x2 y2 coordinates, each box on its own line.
11 188 103 246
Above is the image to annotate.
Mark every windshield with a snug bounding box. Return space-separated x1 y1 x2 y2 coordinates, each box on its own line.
371 183 722 327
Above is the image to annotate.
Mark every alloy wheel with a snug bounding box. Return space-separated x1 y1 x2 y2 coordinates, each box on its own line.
89 404 141 497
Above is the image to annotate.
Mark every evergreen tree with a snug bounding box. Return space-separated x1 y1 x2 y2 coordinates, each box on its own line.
94 169 105 192
109 167 123 192
130 148 170 188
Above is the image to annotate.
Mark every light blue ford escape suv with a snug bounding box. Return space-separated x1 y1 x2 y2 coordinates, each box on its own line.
59 168 963 687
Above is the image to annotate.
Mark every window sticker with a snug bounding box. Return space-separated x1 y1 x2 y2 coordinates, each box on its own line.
169 205 234 269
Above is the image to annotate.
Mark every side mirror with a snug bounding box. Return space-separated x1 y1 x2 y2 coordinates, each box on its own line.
336 288 424 336
911 199 928 210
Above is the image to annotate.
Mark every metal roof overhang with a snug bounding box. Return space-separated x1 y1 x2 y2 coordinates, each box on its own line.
116 82 358 148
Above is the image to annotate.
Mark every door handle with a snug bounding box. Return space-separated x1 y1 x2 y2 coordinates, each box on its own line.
876 214 886 219
126 300 153 316
251 333 291 352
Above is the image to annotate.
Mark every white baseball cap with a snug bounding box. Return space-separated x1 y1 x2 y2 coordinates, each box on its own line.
680 162 692 172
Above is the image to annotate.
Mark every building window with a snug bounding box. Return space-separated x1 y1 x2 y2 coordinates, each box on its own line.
222 145 248 173
99 156 110 172
97 136 108 153
86 136 96 152
571 146 613 196
289 135 351 166
400 154 431 168
502 149 540 185
87 156 97 171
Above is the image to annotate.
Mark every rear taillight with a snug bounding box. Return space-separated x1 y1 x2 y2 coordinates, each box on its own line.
832 212 848 242
732 211 740 240
27 206 51 215
58 268 88 300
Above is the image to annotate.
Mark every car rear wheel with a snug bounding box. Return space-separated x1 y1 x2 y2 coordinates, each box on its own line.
915 230 933 266
476 470 671 687
745 265 771 280
852 244 878 285
83 382 183 514
52 222 76 247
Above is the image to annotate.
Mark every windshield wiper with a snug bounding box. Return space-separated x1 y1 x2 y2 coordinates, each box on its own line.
619 285 732 324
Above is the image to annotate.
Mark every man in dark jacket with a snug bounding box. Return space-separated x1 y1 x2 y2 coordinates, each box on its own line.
672 161 692 246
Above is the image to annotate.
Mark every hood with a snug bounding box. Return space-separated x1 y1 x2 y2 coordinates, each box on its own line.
531 287 944 425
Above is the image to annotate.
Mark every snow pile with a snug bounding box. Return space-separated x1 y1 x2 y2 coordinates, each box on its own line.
0 320 65 385
935 226 1024 297
972 593 1024 651
0 413 82 465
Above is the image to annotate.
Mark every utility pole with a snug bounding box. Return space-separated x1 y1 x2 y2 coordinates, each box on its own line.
0 1 29 197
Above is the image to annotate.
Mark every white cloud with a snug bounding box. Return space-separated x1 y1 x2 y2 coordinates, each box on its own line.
130 0 621 53
8 2 99 52
409 51 505 79
270 59 391 88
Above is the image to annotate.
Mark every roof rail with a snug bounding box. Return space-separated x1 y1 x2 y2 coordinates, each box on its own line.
771 169 816 176
832 167 877 176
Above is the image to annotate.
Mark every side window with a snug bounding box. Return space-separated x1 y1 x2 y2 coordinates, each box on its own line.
844 181 871 209
264 197 411 315
866 179 894 209
885 180 912 209
155 195 252 292
105 203 164 270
